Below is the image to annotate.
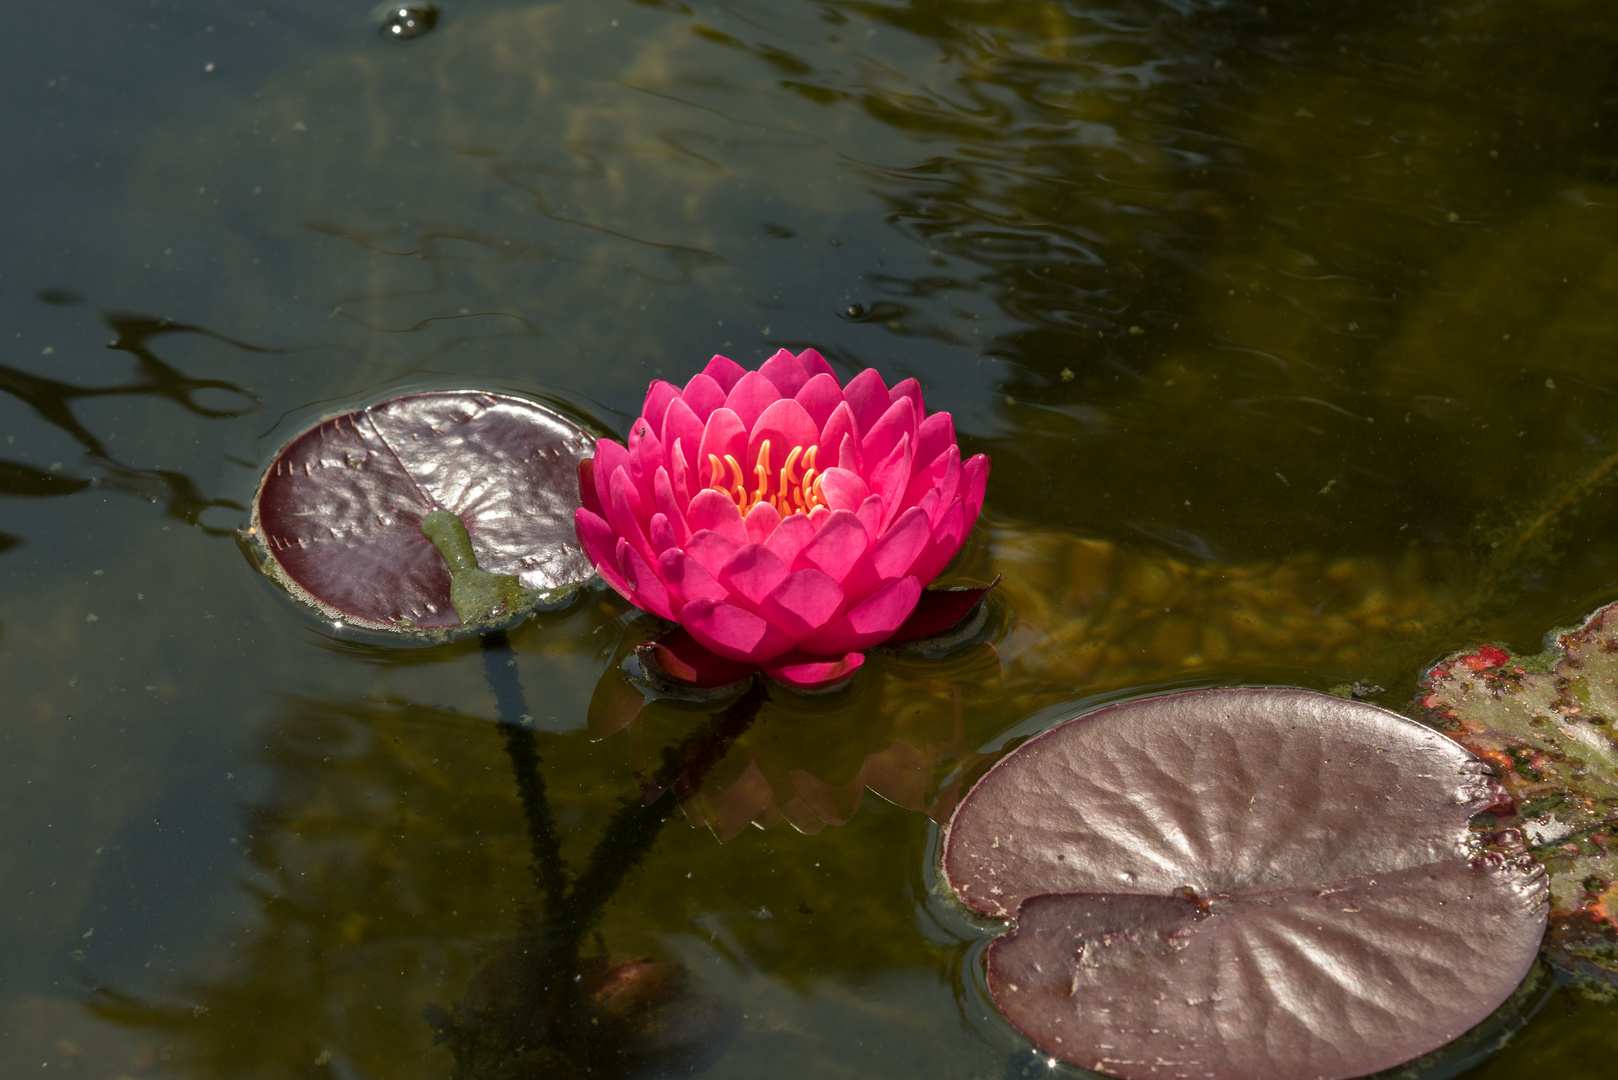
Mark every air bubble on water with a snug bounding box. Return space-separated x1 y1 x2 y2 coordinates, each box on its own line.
376 3 439 41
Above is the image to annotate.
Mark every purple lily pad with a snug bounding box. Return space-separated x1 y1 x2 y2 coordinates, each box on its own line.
251 391 596 631
942 688 1547 1080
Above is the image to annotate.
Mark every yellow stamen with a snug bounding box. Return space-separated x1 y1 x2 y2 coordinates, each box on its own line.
724 454 747 503
781 445 804 490
703 440 827 518
751 439 772 508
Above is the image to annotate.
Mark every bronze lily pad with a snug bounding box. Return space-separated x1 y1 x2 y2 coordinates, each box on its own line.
251 391 596 632
943 688 1547 1080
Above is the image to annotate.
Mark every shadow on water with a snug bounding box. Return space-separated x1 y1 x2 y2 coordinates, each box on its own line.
0 311 263 535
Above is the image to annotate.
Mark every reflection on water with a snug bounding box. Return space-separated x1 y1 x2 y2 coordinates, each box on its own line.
0 311 261 533
589 617 1006 841
75 521 1489 1078
7 0 1618 1076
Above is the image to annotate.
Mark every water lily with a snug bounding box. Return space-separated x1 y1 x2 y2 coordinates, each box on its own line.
574 349 990 690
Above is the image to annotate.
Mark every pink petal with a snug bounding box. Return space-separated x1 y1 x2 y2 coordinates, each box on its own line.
761 649 864 691
723 370 782 434
661 395 704 482
818 467 871 514
703 354 747 393
681 372 727 422
680 598 796 662
834 431 864 476
686 489 749 546
961 453 990 524
697 408 747 491
747 398 820 473
867 503 932 580
794 509 870 581
642 380 680 435
574 507 633 601
592 438 631 520
819 401 861 470
759 348 810 397
627 416 663 495
718 543 790 608
911 497 967 585
578 458 603 517
795 348 836 381
902 444 959 518
649 512 678 555
914 411 956 467
867 434 913 532
642 627 754 687
670 439 696 513
842 367 892 435
807 505 832 533
765 512 815 566
653 467 690 544
889 376 925 419
618 538 678 620
861 397 916 477
840 499 925 598
916 487 942 527
935 444 963 509
855 492 883 542
796 372 844 431
890 579 996 643
745 500 781 543
607 465 655 567
758 568 845 639
685 529 740 582
658 549 729 605
802 575 923 654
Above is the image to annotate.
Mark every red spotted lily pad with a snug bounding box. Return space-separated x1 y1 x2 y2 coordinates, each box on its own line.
1417 603 1618 984
251 391 597 631
942 688 1547 1080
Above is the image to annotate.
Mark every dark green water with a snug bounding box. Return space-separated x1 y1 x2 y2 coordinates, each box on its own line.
3 0 1617 1076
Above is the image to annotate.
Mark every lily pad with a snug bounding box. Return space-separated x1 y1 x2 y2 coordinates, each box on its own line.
942 688 1547 1080
251 391 596 632
1416 603 1618 983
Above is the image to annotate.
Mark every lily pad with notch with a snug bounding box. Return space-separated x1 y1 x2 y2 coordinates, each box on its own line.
942 688 1547 1080
250 390 597 635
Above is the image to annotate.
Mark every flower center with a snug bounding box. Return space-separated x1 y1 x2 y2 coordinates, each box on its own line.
707 440 827 517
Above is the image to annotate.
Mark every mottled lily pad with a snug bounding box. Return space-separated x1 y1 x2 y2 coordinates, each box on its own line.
1417 603 1618 983
943 688 1547 1080
251 391 596 632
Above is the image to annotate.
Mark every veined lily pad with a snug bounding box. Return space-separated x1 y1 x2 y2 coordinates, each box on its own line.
942 688 1547 1080
1417 603 1618 984
251 391 596 632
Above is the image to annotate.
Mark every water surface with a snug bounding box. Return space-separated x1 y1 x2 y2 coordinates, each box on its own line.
4 1 1617 1076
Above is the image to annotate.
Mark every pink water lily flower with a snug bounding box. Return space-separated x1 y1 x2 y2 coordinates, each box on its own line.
575 349 990 690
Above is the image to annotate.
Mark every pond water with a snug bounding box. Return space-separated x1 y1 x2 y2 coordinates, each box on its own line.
4 1 1617 1076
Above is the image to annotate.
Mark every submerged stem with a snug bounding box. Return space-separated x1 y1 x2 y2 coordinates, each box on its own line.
436 673 768 1078
481 631 568 907
543 676 768 961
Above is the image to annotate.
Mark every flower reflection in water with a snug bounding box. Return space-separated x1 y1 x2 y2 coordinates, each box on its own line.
588 604 1006 842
